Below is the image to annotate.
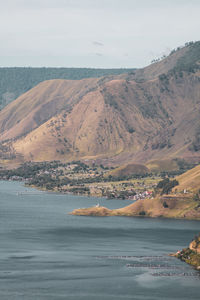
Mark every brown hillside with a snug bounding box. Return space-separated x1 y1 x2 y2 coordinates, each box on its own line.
105 163 149 178
0 42 200 166
71 195 200 220
174 164 200 193
121 45 189 81
7 72 200 163
0 78 99 141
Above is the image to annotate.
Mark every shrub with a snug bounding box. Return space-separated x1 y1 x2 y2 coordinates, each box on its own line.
139 211 146 216
127 127 135 134
156 178 179 195
163 201 169 208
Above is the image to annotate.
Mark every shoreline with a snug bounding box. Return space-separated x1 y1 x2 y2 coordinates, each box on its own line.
2 179 200 221
172 235 200 270
2 178 136 201
173 250 200 271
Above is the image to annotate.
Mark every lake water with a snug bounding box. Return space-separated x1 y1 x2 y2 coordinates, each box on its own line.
0 181 200 300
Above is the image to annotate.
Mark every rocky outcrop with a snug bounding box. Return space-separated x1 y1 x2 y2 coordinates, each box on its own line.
175 235 200 270
189 237 200 254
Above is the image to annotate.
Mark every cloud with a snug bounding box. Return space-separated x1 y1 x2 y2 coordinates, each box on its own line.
93 41 104 47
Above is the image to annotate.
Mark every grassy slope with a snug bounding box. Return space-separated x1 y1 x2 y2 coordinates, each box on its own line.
71 195 200 220
0 78 99 141
146 159 179 172
0 42 200 166
173 164 200 193
0 67 135 110
104 163 149 178
120 45 189 81
4 71 200 165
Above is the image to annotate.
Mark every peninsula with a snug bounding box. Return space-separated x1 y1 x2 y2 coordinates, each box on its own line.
71 164 200 220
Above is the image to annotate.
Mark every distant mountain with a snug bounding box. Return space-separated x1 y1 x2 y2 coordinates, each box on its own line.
0 41 200 167
0 67 135 109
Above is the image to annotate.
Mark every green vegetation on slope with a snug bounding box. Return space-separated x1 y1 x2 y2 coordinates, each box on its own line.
0 67 135 109
155 177 179 195
173 41 200 74
158 41 200 84
190 125 200 152
175 234 200 270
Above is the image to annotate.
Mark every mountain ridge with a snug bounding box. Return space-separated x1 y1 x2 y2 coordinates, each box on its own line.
0 67 135 110
0 41 200 167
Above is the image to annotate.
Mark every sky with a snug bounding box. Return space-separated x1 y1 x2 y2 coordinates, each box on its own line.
0 0 199 68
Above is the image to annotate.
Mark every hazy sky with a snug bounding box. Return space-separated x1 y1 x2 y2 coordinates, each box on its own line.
0 0 199 68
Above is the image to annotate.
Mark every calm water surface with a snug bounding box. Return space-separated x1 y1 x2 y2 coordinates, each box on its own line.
0 181 200 300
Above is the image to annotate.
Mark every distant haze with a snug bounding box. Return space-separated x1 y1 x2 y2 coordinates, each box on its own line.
0 0 199 68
